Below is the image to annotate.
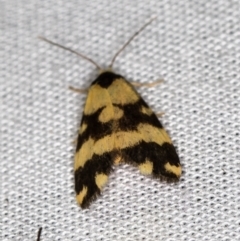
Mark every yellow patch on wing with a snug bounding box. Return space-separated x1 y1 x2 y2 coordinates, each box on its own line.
74 123 172 171
95 173 108 189
164 162 182 177
76 186 88 205
139 159 153 175
114 155 122 165
108 79 139 105
74 136 116 171
138 123 172 144
83 78 139 116
79 122 88 134
113 106 124 119
98 105 123 123
74 138 95 170
93 135 115 154
84 84 109 115
141 106 152 116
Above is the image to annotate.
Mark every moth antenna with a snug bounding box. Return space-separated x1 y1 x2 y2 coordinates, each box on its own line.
109 17 157 69
38 36 102 70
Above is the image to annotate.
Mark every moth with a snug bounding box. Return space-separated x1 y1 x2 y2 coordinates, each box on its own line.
40 18 181 209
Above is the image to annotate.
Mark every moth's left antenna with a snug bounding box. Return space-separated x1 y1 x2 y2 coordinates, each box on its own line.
38 36 102 70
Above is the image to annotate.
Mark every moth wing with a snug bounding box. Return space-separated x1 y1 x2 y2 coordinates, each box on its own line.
117 96 181 179
74 84 116 208
121 125 181 179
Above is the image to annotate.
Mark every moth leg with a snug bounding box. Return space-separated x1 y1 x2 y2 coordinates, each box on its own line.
72 139 77 145
156 112 165 117
130 79 164 88
69 86 88 94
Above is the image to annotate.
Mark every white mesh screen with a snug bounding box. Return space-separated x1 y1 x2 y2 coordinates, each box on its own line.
1 0 240 240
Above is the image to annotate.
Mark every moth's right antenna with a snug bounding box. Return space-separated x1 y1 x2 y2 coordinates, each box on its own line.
109 17 157 69
38 36 102 71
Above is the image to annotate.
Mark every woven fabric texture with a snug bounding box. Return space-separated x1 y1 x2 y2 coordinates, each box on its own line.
1 0 240 240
